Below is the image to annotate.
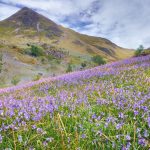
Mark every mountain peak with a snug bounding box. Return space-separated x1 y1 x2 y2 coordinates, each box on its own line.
1 7 63 37
5 7 41 28
19 7 37 14
21 7 33 11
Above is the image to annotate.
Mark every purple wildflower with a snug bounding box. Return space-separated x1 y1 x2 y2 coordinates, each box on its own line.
18 135 23 143
36 128 44 134
96 130 102 136
43 141 48 147
92 114 97 119
116 123 123 130
144 130 149 138
134 110 139 116
119 112 124 118
126 135 131 141
32 125 37 129
147 117 150 128
46 137 54 142
126 142 131 149
138 138 147 147
81 134 86 139
0 134 2 143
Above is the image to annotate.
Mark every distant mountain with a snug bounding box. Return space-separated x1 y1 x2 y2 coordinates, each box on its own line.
0 7 134 87
0 7 62 37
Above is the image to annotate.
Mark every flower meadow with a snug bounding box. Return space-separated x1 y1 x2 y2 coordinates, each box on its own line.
0 55 150 150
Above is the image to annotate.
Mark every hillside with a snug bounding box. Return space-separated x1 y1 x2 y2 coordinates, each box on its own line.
0 55 149 149
0 7 134 87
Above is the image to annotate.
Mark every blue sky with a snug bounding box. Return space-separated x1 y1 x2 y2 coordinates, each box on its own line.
0 0 150 49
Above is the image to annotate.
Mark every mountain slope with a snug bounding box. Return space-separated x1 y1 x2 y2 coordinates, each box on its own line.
0 7 134 87
0 7 62 37
0 7 133 60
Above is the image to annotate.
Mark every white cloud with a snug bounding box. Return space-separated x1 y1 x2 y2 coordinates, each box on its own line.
0 3 19 20
0 0 150 49
74 0 150 49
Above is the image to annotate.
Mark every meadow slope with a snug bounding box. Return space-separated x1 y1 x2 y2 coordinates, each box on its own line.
0 55 149 149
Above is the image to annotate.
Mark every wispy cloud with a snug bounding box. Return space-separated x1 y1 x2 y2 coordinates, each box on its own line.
0 3 19 20
0 0 150 49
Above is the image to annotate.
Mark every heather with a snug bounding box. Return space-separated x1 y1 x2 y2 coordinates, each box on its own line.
0 55 149 150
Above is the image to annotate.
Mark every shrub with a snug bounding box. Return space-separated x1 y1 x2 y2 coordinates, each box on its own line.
141 49 150 56
47 55 55 61
11 76 20 85
92 55 106 65
40 57 47 64
33 73 42 81
56 59 61 64
24 45 44 57
24 48 32 55
66 63 72 73
30 45 44 57
27 43 31 47
81 62 87 68
135 45 144 56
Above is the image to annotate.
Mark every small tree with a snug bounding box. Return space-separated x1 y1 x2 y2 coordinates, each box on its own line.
135 45 144 56
92 55 106 65
66 63 72 73
81 62 87 68
11 76 20 85
30 45 44 57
